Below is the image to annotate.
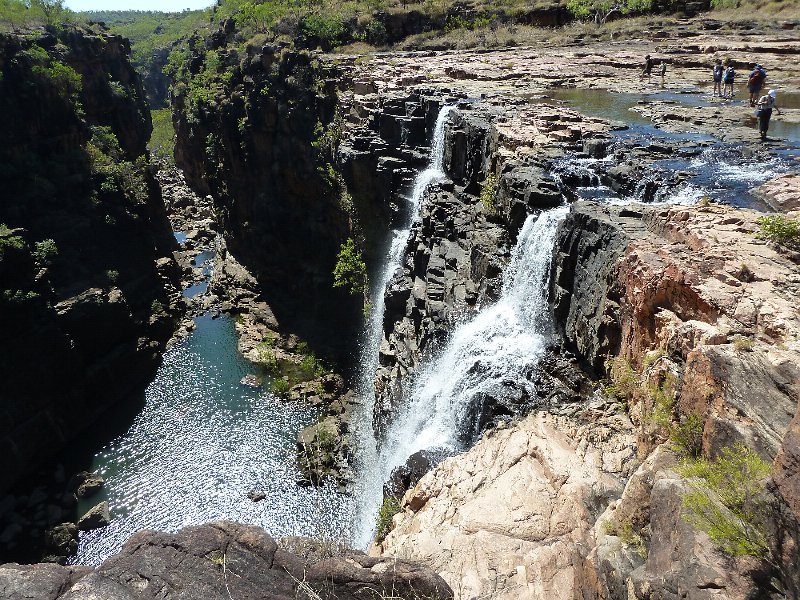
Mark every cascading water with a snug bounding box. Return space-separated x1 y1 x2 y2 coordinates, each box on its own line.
374 207 568 484
351 104 455 545
357 105 456 397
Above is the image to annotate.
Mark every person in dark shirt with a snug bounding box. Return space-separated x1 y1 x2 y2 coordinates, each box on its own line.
641 54 654 79
748 64 767 106
722 60 736 98
712 59 724 97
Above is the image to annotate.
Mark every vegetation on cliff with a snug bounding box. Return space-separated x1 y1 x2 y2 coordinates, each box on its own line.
0 26 180 501
679 445 772 558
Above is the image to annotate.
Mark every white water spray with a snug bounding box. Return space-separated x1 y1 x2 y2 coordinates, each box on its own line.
351 105 455 546
357 104 456 397
375 206 569 481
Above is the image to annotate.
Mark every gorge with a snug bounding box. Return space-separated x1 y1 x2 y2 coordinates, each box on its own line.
1 2 800 599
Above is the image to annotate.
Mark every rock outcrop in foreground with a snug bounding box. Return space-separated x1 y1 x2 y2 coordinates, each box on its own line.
0 521 452 600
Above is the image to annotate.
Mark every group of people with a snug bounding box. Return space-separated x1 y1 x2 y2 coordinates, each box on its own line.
639 53 783 141
711 59 737 98
641 54 667 79
712 60 782 140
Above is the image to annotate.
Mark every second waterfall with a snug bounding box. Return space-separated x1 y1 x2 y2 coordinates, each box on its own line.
352 104 456 545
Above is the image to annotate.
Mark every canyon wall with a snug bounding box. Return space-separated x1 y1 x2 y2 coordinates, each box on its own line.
0 27 182 495
172 37 362 360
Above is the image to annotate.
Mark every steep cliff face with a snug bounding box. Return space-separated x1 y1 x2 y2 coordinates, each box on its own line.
358 94 610 436
0 27 181 495
548 202 800 597
172 37 360 359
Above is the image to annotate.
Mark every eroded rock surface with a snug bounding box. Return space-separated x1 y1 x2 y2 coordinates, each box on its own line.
0 522 452 600
377 407 636 599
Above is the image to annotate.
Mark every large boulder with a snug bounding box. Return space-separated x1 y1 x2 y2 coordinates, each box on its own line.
377 411 636 599
2 522 452 600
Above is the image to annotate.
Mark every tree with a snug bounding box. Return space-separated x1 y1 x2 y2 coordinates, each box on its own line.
30 0 66 25
0 0 30 30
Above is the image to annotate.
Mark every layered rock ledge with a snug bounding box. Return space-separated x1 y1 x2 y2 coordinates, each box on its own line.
0 521 452 600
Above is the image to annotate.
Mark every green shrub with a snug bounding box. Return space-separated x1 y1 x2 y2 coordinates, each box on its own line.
257 342 280 374
185 50 235 110
678 444 771 558
756 215 799 248
315 426 337 454
26 45 82 99
364 19 387 45
300 353 327 379
149 108 175 160
33 238 58 265
271 376 291 397
375 495 401 542
234 1 285 33
646 373 677 435
566 0 653 19
0 224 26 259
87 126 149 204
105 269 119 284
733 335 754 352
670 412 704 458
2 289 38 304
299 13 345 50
604 357 638 401
332 238 366 296
604 518 647 558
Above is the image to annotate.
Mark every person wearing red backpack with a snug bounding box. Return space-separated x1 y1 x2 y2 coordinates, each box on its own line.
748 64 767 106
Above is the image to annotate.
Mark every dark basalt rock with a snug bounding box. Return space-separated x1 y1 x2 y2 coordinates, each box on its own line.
384 449 442 498
549 203 646 372
69 471 104 500
0 28 181 504
77 501 110 532
43 523 79 560
0 522 453 600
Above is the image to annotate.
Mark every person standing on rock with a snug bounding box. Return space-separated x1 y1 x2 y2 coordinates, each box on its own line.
712 59 724 97
748 64 767 106
722 60 736 98
641 54 654 79
756 89 781 141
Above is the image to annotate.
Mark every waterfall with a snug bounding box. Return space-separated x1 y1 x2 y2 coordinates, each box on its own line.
351 104 454 546
376 206 568 479
357 104 455 399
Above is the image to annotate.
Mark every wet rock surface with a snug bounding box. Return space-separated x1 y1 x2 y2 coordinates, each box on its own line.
0 522 452 600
